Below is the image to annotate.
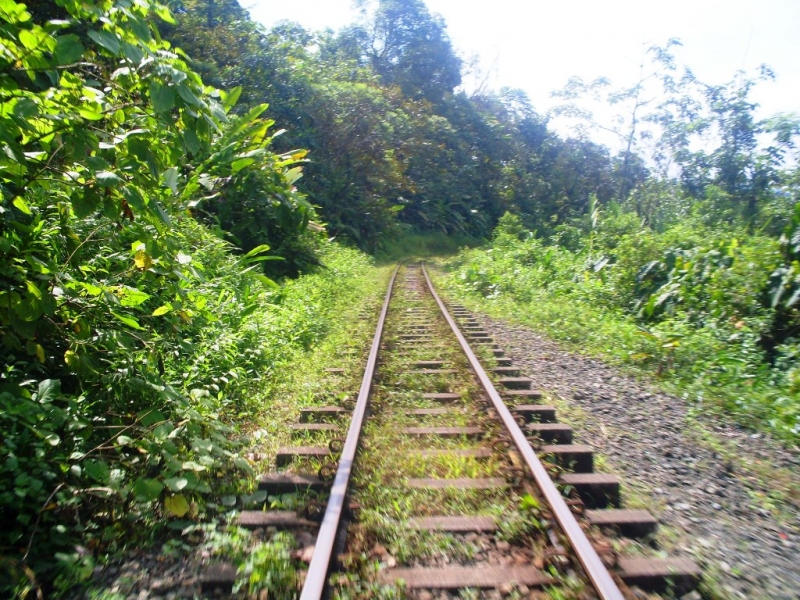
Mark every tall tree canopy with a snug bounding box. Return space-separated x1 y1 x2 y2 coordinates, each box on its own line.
353 0 462 102
158 0 799 249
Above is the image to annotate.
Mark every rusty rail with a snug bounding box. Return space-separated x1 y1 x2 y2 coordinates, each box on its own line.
420 264 625 600
299 266 399 600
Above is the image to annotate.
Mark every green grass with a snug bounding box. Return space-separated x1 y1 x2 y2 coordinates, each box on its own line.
431 257 800 446
199 252 394 595
326 265 563 597
375 232 483 263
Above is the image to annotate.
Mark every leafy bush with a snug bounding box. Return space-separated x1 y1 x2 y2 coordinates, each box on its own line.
764 202 800 354
0 1 372 593
443 212 799 442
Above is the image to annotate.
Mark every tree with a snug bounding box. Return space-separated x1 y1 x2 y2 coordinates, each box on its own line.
653 66 800 227
553 40 800 229
552 39 680 207
302 80 409 249
354 0 462 103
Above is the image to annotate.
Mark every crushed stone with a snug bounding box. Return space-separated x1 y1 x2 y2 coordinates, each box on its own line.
480 312 800 600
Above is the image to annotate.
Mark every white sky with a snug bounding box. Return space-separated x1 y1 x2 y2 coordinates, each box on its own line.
246 0 800 146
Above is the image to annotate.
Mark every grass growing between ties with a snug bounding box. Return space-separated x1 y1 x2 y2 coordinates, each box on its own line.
333 266 562 598
202 249 392 598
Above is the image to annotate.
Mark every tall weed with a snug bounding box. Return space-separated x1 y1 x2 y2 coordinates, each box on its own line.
441 213 799 443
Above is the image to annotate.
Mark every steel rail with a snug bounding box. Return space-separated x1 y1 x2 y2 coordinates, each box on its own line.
299 266 399 600
421 264 625 600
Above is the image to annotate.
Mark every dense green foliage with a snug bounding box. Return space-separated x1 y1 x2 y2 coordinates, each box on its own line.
2 0 799 593
444 212 799 442
431 44 798 444
0 0 378 593
160 2 799 254
160 0 648 250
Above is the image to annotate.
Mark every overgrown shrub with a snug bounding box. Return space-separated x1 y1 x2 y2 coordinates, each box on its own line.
0 1 372 593
444 212 799 442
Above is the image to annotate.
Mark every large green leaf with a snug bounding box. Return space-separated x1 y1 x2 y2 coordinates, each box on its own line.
84 460 111 485
120 40 144 64
242 244 271 259
12 98 38 119
164 476 188 492
148 200 172 227
122 186 147 211
163 167 179 194
111 311 144 330
18 28 39 50
36 379 60 403
183 129 201 155
149 82 175 114
54 34 84 64
117 286 150 307
222 86 242 113
88 29 120 54
132 477 164 502
176 83 203 108
12 196 32 215
164 494 189 517
95 171 123 187
137 409 165 427
71 190 102 218
153 5 175 24
230 158 254 173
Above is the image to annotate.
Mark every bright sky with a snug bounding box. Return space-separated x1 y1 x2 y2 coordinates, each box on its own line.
247 0 800 145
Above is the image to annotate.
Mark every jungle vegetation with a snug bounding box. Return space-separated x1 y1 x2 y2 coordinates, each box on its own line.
1 0 798 595
160 0 799 440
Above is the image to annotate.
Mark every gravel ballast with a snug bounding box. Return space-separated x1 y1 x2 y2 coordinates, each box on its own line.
478 312 799 600
71 303 799 600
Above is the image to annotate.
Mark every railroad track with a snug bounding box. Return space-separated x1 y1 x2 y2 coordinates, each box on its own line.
202 264 700 599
